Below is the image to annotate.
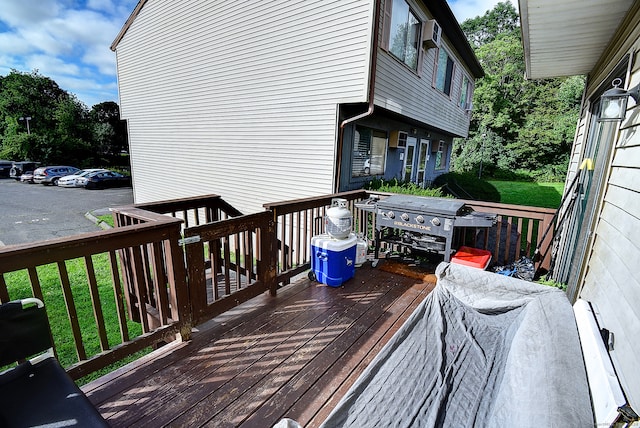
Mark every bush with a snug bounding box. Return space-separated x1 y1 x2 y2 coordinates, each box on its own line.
536 276 567 291
365 177 447 197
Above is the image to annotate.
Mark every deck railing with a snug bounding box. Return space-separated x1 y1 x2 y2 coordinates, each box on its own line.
0 212 188 380
263 190 373 284
113 195 277 326
1 191 556 380
460 200 556 268
265 192 556 278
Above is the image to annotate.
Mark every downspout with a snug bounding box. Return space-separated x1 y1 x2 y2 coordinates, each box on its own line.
334 0 381 192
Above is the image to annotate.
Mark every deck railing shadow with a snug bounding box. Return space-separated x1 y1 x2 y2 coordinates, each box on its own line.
0 191 555 381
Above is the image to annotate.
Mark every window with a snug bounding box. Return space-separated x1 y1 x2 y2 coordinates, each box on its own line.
352 126 387 177
435 140 447 170
435 49 454 95
459 75 473 109
388 0 421 70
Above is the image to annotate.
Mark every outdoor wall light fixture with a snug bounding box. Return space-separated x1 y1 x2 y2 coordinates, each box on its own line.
599 78 640 121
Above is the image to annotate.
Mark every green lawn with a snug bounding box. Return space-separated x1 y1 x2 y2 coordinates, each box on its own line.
4 254 146 384
487 180 565 209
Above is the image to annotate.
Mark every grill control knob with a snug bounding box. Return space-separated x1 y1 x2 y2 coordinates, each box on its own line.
387 211 395 219
401 213 410 221
431 217 441 226
416 215 425 223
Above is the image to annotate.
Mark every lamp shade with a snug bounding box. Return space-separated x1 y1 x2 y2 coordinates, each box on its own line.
599 87 629 121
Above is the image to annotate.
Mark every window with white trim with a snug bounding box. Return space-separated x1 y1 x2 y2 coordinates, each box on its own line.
352 126 388 177
435 48 454 95
435 140 448 170
387 0 421 70
459 75 473 110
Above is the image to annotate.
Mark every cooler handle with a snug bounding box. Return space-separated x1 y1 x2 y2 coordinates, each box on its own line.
316 251 328 261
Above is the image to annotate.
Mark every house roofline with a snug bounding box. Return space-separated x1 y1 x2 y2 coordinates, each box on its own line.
111 0 484 78
427 0 484 78
111 0 148 51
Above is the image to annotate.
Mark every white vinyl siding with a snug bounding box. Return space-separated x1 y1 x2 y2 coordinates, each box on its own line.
375 43 472 137
115 0 372 213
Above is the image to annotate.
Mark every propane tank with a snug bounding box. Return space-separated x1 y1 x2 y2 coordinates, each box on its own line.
355 233 368 267
325 198 353 239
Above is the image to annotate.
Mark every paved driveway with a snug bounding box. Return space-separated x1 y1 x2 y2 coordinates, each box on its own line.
0 178 134 246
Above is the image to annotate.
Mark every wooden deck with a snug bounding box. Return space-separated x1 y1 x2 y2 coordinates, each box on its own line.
83 262 436 427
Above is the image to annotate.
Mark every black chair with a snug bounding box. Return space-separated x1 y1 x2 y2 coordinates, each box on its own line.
0 298 109 427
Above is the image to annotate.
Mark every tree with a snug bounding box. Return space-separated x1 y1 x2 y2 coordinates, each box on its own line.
0 70 129 167
90 101 128 161
453 2 584 181
461 2 520 47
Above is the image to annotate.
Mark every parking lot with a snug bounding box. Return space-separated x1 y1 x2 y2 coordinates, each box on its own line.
0 178 133 246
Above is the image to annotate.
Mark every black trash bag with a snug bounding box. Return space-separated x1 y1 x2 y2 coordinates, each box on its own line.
493 256 535 282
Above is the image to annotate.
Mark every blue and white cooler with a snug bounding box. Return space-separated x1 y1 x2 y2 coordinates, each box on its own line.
310 233 357 287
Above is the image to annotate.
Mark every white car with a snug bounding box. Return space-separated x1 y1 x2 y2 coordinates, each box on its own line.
57 169 107 188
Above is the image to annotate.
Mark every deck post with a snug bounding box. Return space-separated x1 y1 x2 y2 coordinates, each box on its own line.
165 226 192 341
263 210 279 296
538 211 555 272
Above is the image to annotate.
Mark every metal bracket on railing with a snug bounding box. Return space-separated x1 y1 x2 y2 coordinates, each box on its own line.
178 235 201 246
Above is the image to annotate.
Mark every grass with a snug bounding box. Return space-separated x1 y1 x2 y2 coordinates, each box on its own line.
4 253 146 384
434 172 565 209
97 214 115 228
487 180 564 209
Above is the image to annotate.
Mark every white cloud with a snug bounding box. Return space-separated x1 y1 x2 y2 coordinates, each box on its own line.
26 54 81 76
0 32 32 54
0 0 137 106
83 48 117 76
87 0 117 15
0 0 60 27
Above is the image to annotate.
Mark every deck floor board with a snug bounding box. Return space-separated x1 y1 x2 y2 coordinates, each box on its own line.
85 263 436 428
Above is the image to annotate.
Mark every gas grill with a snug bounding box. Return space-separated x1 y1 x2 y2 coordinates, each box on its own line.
358 195 496 263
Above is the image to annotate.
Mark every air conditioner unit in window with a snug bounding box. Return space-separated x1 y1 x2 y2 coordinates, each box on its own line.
422 19 441 49
389 130 408 148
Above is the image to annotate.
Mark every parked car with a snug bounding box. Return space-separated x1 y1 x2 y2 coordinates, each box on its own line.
20 171 35 183
79 170 131 189
0 160 12 178
10 161 40 180
33 166 80 185
57 169 108 188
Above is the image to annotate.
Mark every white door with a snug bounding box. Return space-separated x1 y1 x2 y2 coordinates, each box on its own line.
416 139 430 186
402 137 417 182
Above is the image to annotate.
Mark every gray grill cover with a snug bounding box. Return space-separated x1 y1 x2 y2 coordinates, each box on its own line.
320 262 593 428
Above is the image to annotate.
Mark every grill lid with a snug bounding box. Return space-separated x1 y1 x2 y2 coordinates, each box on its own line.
376 195 467 216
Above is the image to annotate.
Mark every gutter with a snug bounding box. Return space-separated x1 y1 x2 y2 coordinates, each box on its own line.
334 0 381 193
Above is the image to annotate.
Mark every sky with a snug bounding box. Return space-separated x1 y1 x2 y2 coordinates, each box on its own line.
0 0 506 109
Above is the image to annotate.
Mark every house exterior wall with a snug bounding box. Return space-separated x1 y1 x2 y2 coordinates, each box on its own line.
557 4 640 411
374 0 475 138
339 116 454 191
335 0 477 191
114 0 373 214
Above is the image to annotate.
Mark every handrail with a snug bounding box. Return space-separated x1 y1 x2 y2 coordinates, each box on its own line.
0 191 557 382
0 215 189 380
